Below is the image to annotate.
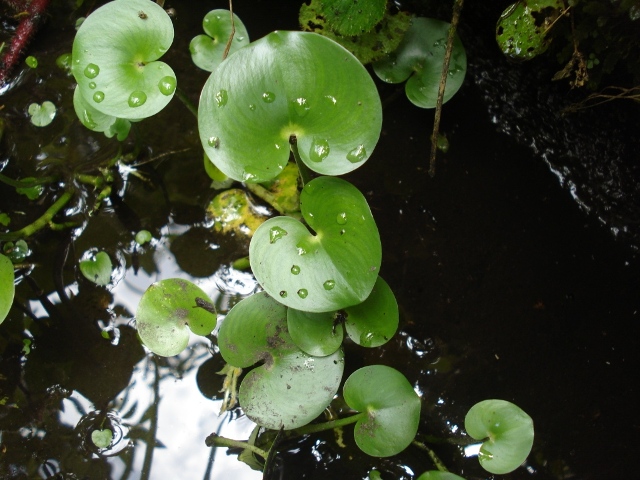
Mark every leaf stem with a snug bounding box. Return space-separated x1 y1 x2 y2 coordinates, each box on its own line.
205 433 269 460
175 87 198 118
289 411 367 436
412 439 450 472
0 172 57 188
0 190 73 241
290 141 313 186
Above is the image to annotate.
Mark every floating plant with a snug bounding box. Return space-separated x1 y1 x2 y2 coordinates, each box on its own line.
79 250 113 286
0 253 14 324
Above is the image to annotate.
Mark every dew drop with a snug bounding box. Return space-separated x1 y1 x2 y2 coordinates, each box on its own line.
324 95 337 105
262 91 276 103
93 91 105 103
309 137 330 163
297 289 308 299
347 144 367 163
84 63 100 79
360 332 375 347
297 247 307 255
208 136 220 148
279 290 288 298
88 82 96 89
158 76 176 95
242 169 258 182
236 36 245 41
269 226 288 244
323 280 335 290
291 265 301 275
128 91 147 108
336 212 347 225
292 97 310 117
215 89 228 107
249 104 256 111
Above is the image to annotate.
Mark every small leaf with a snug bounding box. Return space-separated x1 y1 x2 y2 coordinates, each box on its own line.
321 0 386 36
91 428 113 448
343 365 421 457
218 292 344 430
135 230 152 245
25 56 38 68
28 101 56 127
16 177 44 200
79 251 113 286
464 399 534 474
3 240 29 263
0 213 10 226
189 9 250 72
287 309 344 356
0 253 15 325
73 87 131 141
136 279 217 357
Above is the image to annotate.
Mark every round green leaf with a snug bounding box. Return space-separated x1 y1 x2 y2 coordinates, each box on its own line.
218 292 344 430
189 9 250 72
287 309 343 356
343 365 421 457
464 399 534 474
73 87 131 141
79 251 113 286
198 30 382 183
321 0 386 36
28 101 56 127
344 276 398 347
417 472 466 480
373 18 467 109
136 279 217 357
0 253 15 325
91 428 113 448
250 176 381 313
71 0 176 120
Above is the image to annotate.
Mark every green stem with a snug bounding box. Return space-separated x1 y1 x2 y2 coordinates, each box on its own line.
205 433 269 460
290 411 367 436
412 439 449 472
140 357 161 480
0 172 57 188
75 173 104 188
175 87 198 118
290 141 313 186
0 190 73 241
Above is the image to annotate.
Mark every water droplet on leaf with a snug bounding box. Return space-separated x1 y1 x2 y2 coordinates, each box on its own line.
93 91 105 103
309 138 330 163
347 145 367 163
269 226 288 244
279 290 288 298
249 104 256 111
323 280 335 290
291 265 301 275
336 212 347 225
208 136 220 148
84 63 100 78
128 91 147 108
360 332 375 347
297 289 308 299
158 76 176 95
215 89 228 107
262 91 276 103
88 82 96 89
292 97 310 116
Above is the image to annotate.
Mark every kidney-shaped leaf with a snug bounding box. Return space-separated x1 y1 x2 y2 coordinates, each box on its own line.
0 253 15 325
136 279 217 357
250 176 381 313
73 87 131 141
343 365 421 457
79 251 113 286
464 399 534 474
72 0 176 120
190 9 250 72
199 30 382 183
373 18 467 108
218 292 344 430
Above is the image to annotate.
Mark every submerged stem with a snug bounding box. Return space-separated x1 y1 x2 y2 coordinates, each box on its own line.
412 439 450 472
205 433 269 460
0 190 73 241
289 411 367 436
175 87 198 118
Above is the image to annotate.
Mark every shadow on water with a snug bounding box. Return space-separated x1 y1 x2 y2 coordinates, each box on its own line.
1 1 639 479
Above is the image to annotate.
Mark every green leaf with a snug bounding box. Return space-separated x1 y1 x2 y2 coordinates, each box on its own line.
28 101 56 127
496 0 563 60
3 240 29 263
373 18 467 109
79 251 113 286
25 56 38 68
15 177 43 200
0 253 15 325
287 309 344 356
321 0 386 36
136 279 217 357
464 399 534 474
343 365 421 457
71 0 176 120
218 292 344 430
91 428 113 448
205 188 268 236
199 30 382 183
189 9 250 72
249 176 381 313
135 230 152 245
0 213 10 226
417 472 466 480
73 87 131 141
344 276 398 347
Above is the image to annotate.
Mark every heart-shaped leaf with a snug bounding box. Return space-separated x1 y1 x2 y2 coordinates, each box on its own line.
28 101 56 127
91 428 113 449
218 292 344 430
250 176 381 313
417 472 466 480
189 9 250 72
343 365 421 457
373 18 467 109
72 0 176 120
136 279 217 357
79 251 113 286
73 87 131 141
0 253 15 325
199 30 382 183
464 399 534 474
287 309 344 357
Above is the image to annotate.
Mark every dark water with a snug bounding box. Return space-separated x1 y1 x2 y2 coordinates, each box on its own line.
1 1 639 479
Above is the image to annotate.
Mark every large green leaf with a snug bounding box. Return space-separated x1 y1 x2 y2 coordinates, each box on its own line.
136 279 217 357
198 30 382 183
343 365 421 457
189 9 250 72
321 0 386 36
464 399 534 474
218 292 344 430
373 18 467 109
249 176 381 313
0 253 15 325
287 309 343 357
72 0 176 120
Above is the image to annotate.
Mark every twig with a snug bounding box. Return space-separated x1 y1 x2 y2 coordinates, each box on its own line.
0 190 73 241
222 0 235 60
428 0 464 178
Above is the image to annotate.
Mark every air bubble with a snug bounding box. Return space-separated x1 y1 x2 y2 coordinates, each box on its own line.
158 76 176 95
128 91 147 108
291 265 301 275
269 226 288 244
309 138 330 163
297 289 308 299
323 280 335 290
262 91 276 103
215 89 228 107
336 212 347 225
347 144 367 163
84 63 100 79
93 91 105 103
